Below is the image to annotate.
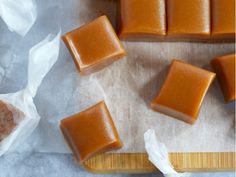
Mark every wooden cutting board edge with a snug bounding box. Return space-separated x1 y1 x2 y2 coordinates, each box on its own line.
83 152 235 174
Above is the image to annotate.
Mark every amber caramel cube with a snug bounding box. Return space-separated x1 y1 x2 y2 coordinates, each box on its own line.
151 60 215 124
167 0 211 40
211 54 236 102
211 0 235 40
60 101 123 162
0 101 24 141
119 0 166 40
62 16 126 75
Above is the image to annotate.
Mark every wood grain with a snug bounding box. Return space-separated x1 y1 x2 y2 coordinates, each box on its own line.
83 152 235 173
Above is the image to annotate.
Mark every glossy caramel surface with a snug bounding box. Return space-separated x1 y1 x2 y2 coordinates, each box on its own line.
167 0 211 38
211 54 236 102
60 101 123 162
119 0 166 40
62 15 126 75
151 60 215 124
211 0 235 39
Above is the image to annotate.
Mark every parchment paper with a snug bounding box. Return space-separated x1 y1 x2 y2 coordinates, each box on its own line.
0 0 235 154
98 41 235 152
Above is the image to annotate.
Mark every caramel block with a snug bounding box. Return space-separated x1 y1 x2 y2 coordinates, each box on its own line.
167 0 211 40
211 0 235 41
211 54 236 102
151 60 215 124
60 101 123 162
119 0 166 40
0 101 24 141
62 16 126 75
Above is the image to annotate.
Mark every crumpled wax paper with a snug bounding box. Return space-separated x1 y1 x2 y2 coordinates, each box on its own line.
0 0 37 36
144 129 190 177
0 0 235 154
0 32 61 156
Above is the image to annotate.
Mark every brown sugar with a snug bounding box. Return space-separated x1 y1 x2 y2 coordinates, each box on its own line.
0 101 24 141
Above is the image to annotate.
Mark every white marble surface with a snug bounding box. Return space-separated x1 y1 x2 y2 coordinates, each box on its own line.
0 153 234 177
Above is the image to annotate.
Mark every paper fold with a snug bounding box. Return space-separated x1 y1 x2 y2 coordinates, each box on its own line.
25 32 61 97
0 33 61 156
0 0 37 36
144 129 190 177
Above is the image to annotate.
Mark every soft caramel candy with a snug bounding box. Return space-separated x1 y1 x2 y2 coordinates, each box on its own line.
0 101 24 141
60 101 123 162
151 60 215 124
119 0 166 40
211 54 236 102
211 0 235 41
62 16 126 75
167 0 210 40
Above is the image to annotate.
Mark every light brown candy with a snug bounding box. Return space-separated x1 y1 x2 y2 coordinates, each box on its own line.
211 54 236 102
167 0 211 40
62 15 126 75
119 0 166 40
211 0 235 41
151 60 215 124
60 101 123 162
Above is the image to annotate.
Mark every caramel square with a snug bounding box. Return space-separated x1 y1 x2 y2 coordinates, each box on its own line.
167 0 211 40
60 101 123 162
211 0 235 40
119 0 166 40
62 15 126 75
151 60 215 124
211 54 235 102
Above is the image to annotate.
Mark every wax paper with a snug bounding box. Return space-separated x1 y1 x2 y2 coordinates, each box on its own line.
0 31 62 156
144 129 190 177
0 0 37 36
0 0 235 154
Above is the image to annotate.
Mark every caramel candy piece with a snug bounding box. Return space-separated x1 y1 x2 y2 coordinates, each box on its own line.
60 101 123 162
151 60 215 124
211 54 236 102
0 101 24 141
211 0 235 41
119 0 166 40
62 16 126 75
167 0 210 40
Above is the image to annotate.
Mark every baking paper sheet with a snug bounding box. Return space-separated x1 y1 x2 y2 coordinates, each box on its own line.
0 0 37 36
0 0 235 154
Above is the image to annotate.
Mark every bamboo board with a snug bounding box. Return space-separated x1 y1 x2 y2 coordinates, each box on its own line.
83 152 235 173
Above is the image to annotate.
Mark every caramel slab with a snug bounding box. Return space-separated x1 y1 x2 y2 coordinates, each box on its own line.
167 0 211 40
151 60 215 124
62 16 126 75
211 0 235 41
60 101 123 162
119 0 166 40
211 54 236 102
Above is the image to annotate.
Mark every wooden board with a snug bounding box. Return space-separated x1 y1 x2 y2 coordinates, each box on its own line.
83 152 235 173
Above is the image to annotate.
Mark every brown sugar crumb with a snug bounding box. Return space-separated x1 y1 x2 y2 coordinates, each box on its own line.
0 101 24 141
